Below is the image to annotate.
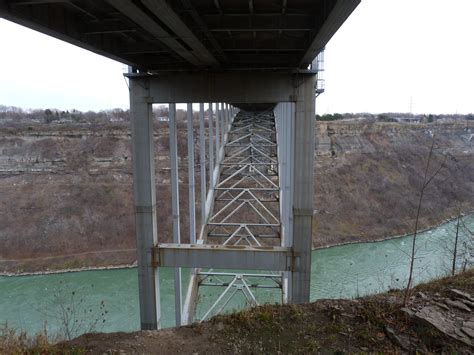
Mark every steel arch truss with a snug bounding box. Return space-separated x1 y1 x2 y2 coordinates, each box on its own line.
195 110 283 321
208 111 280 247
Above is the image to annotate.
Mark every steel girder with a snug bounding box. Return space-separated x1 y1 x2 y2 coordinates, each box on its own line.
192 110 283 322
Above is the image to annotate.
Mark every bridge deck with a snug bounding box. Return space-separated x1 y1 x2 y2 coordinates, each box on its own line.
0 0 360 72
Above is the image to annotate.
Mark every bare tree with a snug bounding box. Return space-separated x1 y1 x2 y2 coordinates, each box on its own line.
404 136 447 305
452 214 461 276
43 282 107 340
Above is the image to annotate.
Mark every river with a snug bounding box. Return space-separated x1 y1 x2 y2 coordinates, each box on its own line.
1 214 472 338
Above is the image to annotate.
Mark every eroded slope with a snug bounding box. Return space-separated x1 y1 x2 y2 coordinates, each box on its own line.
0 120 472 272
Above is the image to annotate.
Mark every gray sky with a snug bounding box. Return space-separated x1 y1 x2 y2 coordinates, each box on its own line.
0 0 473 114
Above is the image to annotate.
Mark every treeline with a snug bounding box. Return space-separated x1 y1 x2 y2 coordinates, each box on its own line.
0 105 214 130
317 112 474 122
0 105 170 125
2 105 473 125
0 105 128 124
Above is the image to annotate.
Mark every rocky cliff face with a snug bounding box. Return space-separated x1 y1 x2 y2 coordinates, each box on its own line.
314 121 474 247
0 120 472 273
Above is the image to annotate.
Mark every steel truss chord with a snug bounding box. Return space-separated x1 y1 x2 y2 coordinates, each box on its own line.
189 109 284 323
197 271 283 322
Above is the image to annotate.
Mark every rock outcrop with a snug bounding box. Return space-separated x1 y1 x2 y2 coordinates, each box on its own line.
0 120 473 272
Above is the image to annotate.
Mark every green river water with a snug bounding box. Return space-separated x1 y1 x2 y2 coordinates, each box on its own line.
1 214 472 337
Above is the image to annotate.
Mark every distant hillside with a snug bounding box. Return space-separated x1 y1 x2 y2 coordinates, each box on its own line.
314 120 473 247
0 119 473 273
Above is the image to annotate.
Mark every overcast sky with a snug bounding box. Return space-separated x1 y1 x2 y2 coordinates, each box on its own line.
0 0 473 114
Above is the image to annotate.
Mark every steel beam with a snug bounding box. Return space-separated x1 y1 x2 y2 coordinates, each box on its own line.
300 0 360 67
219 103 225 156
155 244 292 271
187 103 197 244
2 1 359 71
129 78 160 330
208 103 215 190
104 0 201 66
130 72 304 104
274 102 295 303
0 1 140 68
168 103 182 326
141 0 218 66
180 0 227 61
199 103 207 225
215 103 220 163
9 0 69 5
210 28 311 32
225 103 230 133
182 270 199 325
290 75 316 303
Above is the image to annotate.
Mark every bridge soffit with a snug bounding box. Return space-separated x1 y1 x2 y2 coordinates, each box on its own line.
127 71 317 104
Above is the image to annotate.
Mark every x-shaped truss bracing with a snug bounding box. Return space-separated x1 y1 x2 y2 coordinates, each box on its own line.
194 110 283 322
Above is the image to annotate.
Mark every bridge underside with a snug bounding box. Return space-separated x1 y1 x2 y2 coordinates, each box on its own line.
1 0 360 330
0 0 359 72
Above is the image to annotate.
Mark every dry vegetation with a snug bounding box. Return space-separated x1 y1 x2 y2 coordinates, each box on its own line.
18 269 468 354
0 323 54 354
314 120 474 247
0 120 473 273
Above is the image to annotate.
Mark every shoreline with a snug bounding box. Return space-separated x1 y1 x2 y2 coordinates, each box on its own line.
0 262 137 278
2 211 472 278
313 210 474 251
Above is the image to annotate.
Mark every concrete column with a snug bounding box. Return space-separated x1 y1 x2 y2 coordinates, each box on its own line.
291 74 316 303
129 78 160 329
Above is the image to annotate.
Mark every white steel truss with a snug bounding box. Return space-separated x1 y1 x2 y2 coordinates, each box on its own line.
130 73 316 331
189 110 284 322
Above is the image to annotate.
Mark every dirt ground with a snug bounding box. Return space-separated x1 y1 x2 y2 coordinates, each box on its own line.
48 270 473 354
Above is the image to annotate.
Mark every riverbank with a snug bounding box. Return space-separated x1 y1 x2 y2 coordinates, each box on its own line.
314 209 474 250
0 262 137 277
7 269 472 354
